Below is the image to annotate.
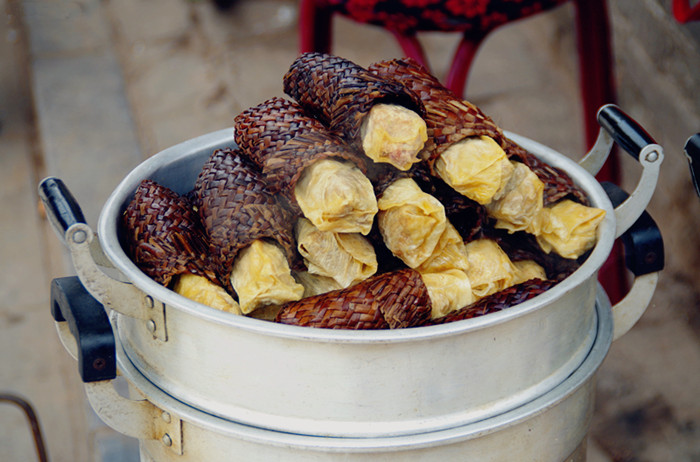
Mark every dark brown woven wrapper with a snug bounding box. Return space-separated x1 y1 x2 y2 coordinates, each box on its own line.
262 128 369 200
192 148 299 281
276 268 432 329
503 139 589 206
429 279 556 325
283 52 425 152
123 179 217 287
368 57 505 171
234 96 327 170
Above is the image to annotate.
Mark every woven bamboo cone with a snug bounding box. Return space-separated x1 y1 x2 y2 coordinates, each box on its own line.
192 148 299 285
368 57 588 205
276 268 432 329
282 52 425 154
234 96 369 202
123 179 217 287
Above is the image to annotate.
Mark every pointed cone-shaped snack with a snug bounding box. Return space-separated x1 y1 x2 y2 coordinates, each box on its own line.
283 52 426 169
368 57 504 169
503 139 589 206
233 96 327 170
429 279 556 325
369 57 590 206
192 148 298 280
123 179 217 287
276 268 432 329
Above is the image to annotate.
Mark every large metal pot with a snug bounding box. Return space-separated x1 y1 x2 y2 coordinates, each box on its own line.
51 278 614 461
40 105 664 438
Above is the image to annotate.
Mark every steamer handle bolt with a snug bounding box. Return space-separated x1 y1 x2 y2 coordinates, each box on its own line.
50 276 116 383
597 104 656 160
38 177 87 239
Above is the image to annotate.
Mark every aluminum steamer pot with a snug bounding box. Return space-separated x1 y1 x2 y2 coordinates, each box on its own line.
40 105 664 438
51 280 620 461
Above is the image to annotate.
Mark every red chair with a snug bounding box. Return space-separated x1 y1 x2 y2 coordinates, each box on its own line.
299 0 626 301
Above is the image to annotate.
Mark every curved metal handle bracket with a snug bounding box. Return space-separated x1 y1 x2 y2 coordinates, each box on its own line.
578 127 614 176
85 380 182 455
65 223 168 342
612 272 659 341
613 144 664 238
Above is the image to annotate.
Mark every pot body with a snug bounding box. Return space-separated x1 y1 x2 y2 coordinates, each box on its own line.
97 128 616 437
115 291 613 462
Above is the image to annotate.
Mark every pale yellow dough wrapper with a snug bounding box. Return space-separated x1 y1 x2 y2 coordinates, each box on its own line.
417 222 470 274
230 240 304 314
486 161 544 233
465 239 518 300
296 218 377 288
378 178 447 269
534 199 606 259
421 269 474 319
512 260 547 285
361 104 427 171
294 159 378 235
173 273 242 315
435 136 515 205
293 270 343 298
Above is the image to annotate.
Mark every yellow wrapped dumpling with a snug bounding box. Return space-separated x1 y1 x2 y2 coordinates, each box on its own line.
434 136 514 205
534 200 606 259
421 269 474 319
378 178 447 268
512 260 547 285
361 104 428 171
173 273 242 315
296 218 378 288
294 159 378 235
417 222 470 274
486 161 544 233
465 239 518 300
230 240 305 314
293 270 343 298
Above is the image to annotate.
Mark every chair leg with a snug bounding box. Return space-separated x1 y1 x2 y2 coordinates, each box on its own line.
445 33 485 97
573 0 626 302
299 0 333 54
390 30 430 69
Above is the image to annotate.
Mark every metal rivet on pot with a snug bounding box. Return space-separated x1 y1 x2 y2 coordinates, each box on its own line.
72 230 87 244
145 295 154 309
147 320 156 333
161 411 171 424
161 433 172 447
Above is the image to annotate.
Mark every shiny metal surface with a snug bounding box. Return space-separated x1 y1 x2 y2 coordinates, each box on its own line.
107 290 613 462
89 128 645 437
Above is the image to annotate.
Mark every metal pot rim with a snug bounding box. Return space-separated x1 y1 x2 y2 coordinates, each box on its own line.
97 128 616 343
113 287 612 451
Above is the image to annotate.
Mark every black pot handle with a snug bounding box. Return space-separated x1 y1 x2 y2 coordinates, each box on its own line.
684 133 700 197
598 105 657 161
602 182 664 276
51 276 116 383
38 177 86 239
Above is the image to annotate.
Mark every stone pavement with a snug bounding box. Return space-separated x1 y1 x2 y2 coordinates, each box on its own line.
1 0 698 461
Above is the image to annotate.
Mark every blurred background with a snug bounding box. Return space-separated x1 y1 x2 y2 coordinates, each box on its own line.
1 0 699 460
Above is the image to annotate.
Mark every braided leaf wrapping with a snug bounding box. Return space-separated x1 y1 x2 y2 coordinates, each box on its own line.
368 57 588 205
276 268 432 329
123 179 217 287
367 57 505 169
283 52 425 151
192 148 299 281
233 96 327 170
430 279 556 325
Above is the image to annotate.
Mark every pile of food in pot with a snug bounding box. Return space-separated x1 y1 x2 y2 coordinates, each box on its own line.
122 53 605 329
